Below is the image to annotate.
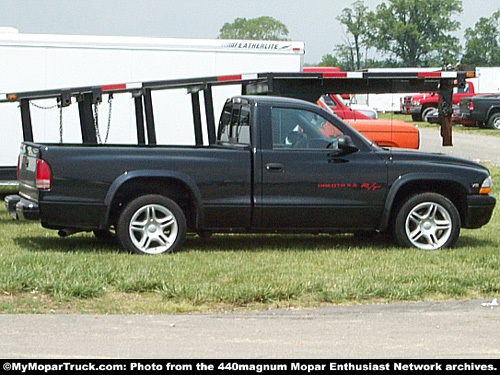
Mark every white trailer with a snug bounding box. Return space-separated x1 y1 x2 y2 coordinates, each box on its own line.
0 30 304 189
475 67 500 94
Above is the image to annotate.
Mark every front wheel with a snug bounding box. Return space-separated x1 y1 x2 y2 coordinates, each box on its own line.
117 195 186 255
394 193 461 250
422 106 437 123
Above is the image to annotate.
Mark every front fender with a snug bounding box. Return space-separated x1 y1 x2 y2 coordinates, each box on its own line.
378 172 470 232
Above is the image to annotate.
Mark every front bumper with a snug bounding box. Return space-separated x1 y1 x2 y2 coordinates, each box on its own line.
4 194 40 221
408 105 422 115
464 195 496 229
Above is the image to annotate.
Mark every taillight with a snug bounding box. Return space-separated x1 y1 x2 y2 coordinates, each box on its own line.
36 159 52 190
468 101 474 112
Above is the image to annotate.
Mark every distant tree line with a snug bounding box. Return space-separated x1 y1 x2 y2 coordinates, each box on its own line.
218 1 500 68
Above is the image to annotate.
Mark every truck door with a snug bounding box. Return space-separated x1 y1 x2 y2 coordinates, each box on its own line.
258 105 388 230
203 100 253 230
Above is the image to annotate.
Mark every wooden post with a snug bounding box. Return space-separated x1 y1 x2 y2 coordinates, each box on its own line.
439 79 453 146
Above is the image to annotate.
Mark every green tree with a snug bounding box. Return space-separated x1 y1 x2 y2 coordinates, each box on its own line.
369 0 462 66
462 10 500 66
218 16 290 41
336 0 372 70
318 53 342 68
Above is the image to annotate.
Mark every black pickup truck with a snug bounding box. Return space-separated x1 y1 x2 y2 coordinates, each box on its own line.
458 94 500 130
7 94 496 254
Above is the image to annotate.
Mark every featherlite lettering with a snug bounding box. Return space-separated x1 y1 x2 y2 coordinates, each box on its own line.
222 42 288 50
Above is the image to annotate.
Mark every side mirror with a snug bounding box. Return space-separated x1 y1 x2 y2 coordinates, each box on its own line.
337 135 359 154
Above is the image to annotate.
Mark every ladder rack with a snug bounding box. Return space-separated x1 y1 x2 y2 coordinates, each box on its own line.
1 71 466 146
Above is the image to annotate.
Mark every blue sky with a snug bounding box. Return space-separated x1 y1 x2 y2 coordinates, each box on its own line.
1 0 498 63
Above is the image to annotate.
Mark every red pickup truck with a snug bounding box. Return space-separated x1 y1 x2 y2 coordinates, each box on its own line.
321 94 373 120
401 80 476 122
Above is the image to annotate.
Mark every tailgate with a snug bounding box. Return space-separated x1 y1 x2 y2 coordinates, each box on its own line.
18 143 43 202
459 98 471 114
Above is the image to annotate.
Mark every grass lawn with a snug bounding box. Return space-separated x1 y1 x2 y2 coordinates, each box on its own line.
0 165 499 314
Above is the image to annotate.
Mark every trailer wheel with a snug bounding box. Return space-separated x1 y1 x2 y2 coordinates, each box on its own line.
117 194 186 255
487 112 500 130
394 193 460 250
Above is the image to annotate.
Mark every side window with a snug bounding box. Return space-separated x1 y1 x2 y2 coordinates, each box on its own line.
454 83 470 94
271 107 343 150
217 103 251 146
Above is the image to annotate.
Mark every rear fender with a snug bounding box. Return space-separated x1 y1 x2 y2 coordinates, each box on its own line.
486 106 500 121
103 170 204 229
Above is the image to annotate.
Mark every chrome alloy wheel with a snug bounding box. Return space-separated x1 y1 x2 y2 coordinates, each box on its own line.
129 204 178 255
492 116 500 130
405 201 453 250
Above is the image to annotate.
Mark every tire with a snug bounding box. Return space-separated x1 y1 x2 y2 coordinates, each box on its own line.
394 193 461 250
487 112 500 130
422 106 437 123
116 194 186 255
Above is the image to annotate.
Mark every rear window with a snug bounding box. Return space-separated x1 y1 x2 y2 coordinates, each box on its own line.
217 102 251 146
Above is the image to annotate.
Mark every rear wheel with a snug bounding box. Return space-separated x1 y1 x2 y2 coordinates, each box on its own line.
116 194 186 255
487 112 500 130
394 193 460 250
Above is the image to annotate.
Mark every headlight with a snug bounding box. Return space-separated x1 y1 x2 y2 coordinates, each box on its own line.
479 176 493 195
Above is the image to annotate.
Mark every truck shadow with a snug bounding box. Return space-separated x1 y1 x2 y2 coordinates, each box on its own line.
14 235 122 254
14 233 496 254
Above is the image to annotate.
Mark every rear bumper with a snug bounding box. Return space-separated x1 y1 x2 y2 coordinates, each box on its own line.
464 195 496 229
4 194 40 221
455 113 478 126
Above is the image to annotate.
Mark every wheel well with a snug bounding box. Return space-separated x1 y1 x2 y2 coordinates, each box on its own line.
389 180 467 227
108 178 199 231
421 104 437 112
487 108 500 121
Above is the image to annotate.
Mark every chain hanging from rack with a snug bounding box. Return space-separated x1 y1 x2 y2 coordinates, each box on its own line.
59 104 63 143
92 94 113 144
29 100 64 143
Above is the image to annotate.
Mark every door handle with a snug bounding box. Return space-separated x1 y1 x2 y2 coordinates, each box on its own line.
327 152 349 163
266 163 284 172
